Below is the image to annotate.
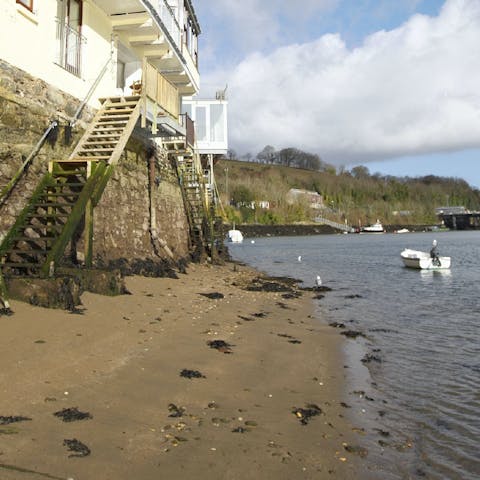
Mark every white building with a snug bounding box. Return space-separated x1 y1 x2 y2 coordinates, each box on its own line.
0 0 200 125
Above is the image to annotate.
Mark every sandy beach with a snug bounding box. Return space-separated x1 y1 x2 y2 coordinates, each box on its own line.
0 262 378 480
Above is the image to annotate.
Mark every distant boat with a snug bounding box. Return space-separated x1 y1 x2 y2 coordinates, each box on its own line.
400 249 451 270
361 220 385 233
395 228 410 234
227 224 243 243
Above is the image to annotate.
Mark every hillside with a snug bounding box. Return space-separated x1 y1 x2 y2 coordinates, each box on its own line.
213 159 480 226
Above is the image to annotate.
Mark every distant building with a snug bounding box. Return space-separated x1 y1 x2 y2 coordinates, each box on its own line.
435 206 467 215
286 189 323 209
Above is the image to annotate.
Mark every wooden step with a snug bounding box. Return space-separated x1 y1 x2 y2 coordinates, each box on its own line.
32 202 74 208
12 236 56 243
91 126 125 132
8 249 47 255
102 107 135 114
37 192 82 198
70 155 110 161
2 262 41 268
50 182 86 188
77 147 115 153
87 133 122 139
83 140 118 145
96 119 128 125
26 213 70 218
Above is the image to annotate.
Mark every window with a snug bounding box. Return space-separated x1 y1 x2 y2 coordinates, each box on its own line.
17 0 33 11
56 0 85 77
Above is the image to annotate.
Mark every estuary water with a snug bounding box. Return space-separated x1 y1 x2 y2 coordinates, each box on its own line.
228 230 480 480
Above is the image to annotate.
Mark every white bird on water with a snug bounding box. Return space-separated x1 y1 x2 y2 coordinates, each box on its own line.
315 275 322 287
298 255 302 262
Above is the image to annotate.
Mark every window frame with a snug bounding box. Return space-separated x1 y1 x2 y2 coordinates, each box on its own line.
16 0 34 12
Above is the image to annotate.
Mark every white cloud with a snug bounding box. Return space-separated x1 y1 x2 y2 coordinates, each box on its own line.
204 0 480 165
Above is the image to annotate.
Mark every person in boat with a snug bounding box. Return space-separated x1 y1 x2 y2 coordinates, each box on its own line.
430 239 440 266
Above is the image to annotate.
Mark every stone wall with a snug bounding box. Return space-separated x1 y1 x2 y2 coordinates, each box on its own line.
0 59 191 269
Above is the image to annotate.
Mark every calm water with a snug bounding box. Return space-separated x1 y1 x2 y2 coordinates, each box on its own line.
228 231 480 480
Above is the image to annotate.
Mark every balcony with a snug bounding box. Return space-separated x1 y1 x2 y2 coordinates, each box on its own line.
138 60 197 145
93 0 200 94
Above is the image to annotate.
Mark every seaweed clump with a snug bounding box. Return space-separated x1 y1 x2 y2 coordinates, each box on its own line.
0 416 31 425
292 404 323 425
53 407 92 422
63 438 91 457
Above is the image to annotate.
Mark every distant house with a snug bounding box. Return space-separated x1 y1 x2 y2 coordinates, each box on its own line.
286 189 323 209
435 206 467 215
234 200 270 210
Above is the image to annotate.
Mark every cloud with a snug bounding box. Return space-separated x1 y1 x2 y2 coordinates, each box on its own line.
202 0 480 165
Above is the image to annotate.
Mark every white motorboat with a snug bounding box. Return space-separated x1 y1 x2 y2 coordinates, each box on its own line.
401 249 451 270
361 220 385 233
227 229 243 243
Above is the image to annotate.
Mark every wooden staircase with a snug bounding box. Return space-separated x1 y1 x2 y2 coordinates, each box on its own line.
176 153 210 253
0 96 141 278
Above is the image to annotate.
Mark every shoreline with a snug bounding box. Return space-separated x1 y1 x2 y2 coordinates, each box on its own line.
0 262 380 479
235 223 443 238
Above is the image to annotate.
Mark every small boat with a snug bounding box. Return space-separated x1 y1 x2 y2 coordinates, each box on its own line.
395 228 410 234
361 220 385 233
400 249 451 270
227 228 243 243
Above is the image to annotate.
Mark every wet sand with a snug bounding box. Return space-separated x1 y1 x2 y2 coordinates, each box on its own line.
0 262 378 479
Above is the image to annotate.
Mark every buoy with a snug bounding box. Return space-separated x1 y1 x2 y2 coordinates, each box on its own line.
251 240 255 244
298 255 302 262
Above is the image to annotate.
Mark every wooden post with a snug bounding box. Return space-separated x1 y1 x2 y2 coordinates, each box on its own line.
84 161 94 267
141 57 147 129
0 268 9 311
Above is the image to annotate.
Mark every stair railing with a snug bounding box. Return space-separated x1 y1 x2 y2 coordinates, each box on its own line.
0 55 113 207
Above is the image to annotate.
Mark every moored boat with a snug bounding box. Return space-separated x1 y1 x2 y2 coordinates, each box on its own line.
401 248 451 270
361 219 385 233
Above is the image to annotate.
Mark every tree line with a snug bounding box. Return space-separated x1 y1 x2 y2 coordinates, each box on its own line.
227 145 336 173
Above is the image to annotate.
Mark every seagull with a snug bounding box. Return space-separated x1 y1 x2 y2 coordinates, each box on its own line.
315 275 322 287
298 255 302 262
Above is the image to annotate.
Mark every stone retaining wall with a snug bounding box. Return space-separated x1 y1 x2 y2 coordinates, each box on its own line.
0 59 190 269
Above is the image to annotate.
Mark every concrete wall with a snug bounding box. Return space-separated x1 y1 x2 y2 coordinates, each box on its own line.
0 59 190 267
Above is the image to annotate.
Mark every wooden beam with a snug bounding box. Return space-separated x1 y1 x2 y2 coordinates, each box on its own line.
84 162 94 267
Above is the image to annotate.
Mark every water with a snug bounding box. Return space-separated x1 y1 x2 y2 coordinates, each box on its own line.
229 231 480 480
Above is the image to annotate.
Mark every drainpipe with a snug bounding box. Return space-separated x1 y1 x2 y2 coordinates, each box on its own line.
148 152 174 260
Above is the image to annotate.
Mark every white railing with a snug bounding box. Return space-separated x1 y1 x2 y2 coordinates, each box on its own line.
156 1 182 51
315 216 356 233
55 18 86 77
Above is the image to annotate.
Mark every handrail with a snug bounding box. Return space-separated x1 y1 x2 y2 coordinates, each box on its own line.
0 121 57 207
0 55 113 207
71 56 113 127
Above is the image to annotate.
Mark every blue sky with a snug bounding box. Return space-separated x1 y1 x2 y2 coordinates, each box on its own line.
195 0 480 188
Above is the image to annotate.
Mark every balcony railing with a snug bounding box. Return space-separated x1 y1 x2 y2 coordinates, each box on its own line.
157 0 182 48
181 113 195 147
143 0 199 70
55 19 86 77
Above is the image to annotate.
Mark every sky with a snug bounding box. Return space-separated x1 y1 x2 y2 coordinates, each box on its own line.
194 0 480 188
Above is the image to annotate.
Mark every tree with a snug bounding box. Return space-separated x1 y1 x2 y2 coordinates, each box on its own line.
351 165 370 179
257 145 277 164
227 149 237 161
